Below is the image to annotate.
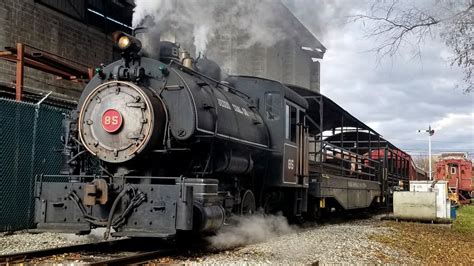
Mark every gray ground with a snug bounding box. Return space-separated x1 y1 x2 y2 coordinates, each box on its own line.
173 217 419 264
0 216 418 264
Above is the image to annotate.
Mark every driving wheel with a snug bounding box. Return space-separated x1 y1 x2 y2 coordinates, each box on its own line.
240 189 256 215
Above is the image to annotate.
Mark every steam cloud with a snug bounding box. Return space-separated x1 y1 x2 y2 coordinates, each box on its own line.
207 214 295 250
133 0 350 54
133 0 291 56
132 0 351 76
62 228 107 242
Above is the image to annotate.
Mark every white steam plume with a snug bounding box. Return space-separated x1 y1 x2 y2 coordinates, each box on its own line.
133 0 351 54
207 214 296 250
132 0 290 56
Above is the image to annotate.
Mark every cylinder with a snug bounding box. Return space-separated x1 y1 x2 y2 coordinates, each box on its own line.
193 204 225 232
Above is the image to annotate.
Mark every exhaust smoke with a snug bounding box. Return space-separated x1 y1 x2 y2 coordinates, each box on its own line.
207 214 296 250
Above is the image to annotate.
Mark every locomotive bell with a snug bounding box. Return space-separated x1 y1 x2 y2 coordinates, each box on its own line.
78 81 166 163
180 50 194 69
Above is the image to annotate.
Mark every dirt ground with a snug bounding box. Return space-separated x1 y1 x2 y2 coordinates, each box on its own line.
372 205 474 264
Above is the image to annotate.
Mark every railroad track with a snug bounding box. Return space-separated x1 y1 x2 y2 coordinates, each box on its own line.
0 238 183 265
0 212 387 265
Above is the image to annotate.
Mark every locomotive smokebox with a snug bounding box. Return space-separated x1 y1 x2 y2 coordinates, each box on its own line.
79 81 167 163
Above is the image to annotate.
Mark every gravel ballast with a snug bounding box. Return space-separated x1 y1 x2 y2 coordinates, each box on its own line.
0 229 106 255
1 217 419 264
168 217 419 264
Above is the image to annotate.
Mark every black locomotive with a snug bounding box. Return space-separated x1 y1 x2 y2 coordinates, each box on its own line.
34 32 411 238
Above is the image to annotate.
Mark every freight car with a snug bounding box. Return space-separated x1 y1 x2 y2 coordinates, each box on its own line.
435 153 473 204
367 149 428 182
33 32 411 237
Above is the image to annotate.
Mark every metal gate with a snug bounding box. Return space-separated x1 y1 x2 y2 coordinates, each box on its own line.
0 98 68 232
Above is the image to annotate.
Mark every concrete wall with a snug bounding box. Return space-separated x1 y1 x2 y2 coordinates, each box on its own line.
206 37 321 91
160 2 323 92
0 0 116 101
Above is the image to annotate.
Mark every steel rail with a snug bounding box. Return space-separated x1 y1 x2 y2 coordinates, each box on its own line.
0 238 133 264
89 248 177 265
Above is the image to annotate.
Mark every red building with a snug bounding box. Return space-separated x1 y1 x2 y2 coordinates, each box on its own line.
435 153 473 204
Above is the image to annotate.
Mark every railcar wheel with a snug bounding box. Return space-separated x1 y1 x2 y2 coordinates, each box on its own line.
240 190 256 215
306 197 323 220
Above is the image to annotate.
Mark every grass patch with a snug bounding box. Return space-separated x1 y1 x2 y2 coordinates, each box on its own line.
453 205 474 234
372 216 474 264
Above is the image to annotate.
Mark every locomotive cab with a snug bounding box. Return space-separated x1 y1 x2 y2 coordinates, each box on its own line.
227 76 310 216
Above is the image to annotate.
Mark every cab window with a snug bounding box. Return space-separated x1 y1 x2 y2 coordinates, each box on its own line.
265 92 281 120
285 104 297 142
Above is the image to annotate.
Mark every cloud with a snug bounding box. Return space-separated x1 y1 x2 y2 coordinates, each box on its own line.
132 0 473 157
318 3 474 156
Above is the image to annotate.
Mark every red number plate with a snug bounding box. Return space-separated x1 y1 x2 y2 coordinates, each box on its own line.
101 109 123 133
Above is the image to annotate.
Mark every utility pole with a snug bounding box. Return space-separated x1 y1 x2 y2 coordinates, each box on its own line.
418 125 435 180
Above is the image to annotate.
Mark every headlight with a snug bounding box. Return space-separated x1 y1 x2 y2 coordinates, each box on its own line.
117 36 131 50
112 31 142 54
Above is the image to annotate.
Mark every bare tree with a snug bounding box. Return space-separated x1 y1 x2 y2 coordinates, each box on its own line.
352 0 473 93
412 155 437 173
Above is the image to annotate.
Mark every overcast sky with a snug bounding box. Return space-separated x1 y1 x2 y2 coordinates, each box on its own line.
134 0 473 157
297 1 474 157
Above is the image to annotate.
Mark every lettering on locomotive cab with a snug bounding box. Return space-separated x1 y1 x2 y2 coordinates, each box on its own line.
217 98 250 117
288 159 295 170
217 98 231 110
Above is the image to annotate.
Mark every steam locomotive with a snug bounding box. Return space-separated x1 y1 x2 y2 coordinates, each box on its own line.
34 31 414 238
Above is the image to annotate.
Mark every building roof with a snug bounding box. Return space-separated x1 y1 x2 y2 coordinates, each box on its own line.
279 1 327 59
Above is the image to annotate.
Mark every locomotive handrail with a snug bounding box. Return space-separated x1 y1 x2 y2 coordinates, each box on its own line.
37 175 180 181
170 60 252 100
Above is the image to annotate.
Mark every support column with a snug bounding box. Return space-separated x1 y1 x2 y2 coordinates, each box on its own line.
15 43 24 102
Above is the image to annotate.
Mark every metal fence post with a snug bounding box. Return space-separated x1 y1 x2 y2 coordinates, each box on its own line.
27 92 53 226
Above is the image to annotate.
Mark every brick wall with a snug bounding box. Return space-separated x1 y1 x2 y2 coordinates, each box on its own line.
0 0 115 100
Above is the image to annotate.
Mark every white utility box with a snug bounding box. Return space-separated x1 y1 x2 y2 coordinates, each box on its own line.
393 181 451 220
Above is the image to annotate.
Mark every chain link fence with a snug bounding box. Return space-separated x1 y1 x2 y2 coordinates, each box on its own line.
0 98 69 232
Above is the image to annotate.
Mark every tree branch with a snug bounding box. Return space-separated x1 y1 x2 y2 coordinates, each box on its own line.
351 0 473 93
